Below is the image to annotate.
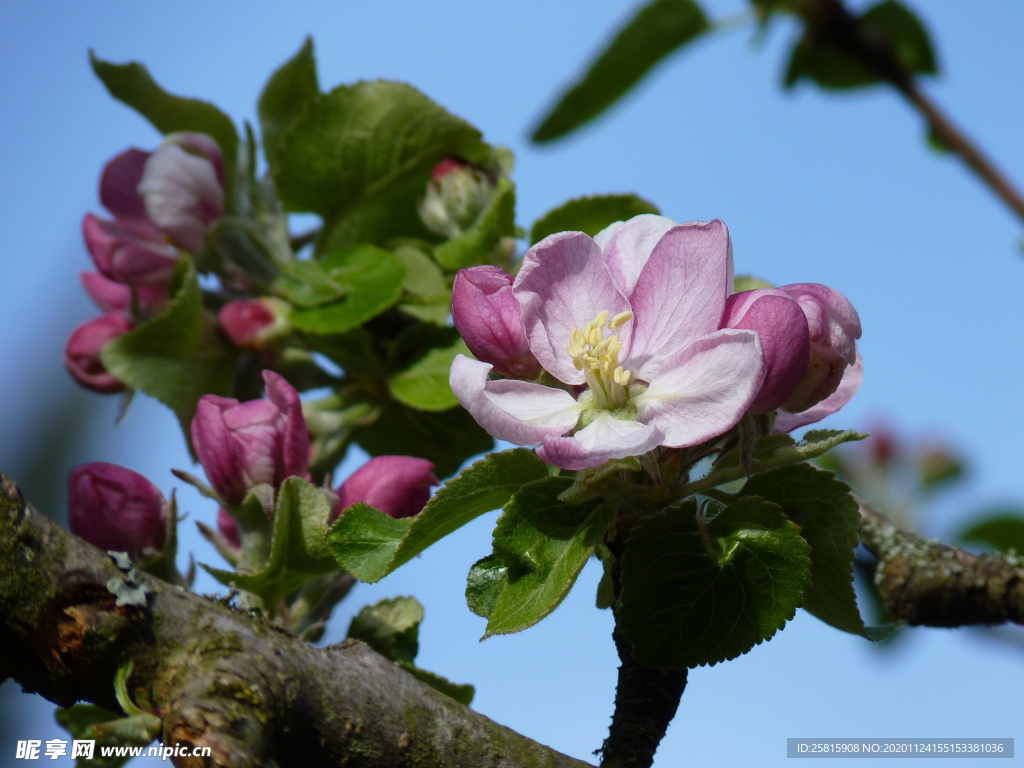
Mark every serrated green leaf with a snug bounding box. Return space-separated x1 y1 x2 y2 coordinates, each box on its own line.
258 37 319 170
275 260 345 308
958 511 1024 554
531 0 709 142
100 259 239 448
400 663 475 706
466 554 508 618
684 429 867 496
394 245 449 300
434 178 516 271
388 338 469 412
347 596 423 664
290 245 406 334
356 400 493 478
529 194 660 244
618 497 810 668
485 477 614 637
90 52 238 201
329 449 547 581
742 464 875 638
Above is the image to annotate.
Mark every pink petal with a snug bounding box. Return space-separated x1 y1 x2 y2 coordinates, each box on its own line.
99 148 162 239
633 329 765 448
597 214 677 298
192 396 247 504
775 351 864 433
263 370 310 480
537 413 664 470
778 283 861 366
80 271 131 313
450 355 581 445
513 231 631 385
626 220 734 380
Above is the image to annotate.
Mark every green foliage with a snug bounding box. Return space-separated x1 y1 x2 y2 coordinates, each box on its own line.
403 665 475 707
289 245 406 334
204 478 337 603
531 0 709 142
258 37 320 170
742 464 880 638
90 52 239 201
101 259 239 448
958 511 1024 554
483 477 615 638
329 449 548 581
734 274 775 292
529 194 660 244
275 260 345 307
466 554 508 618
389 336 470 411
618 497 811 668
785 1 937 90
433 178 516 270
394 245 451 324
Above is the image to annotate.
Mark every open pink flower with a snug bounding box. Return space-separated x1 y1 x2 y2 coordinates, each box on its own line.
450 215 766 470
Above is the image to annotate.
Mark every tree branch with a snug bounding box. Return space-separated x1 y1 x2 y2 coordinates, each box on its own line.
858 499 1024 627
0 473 592 768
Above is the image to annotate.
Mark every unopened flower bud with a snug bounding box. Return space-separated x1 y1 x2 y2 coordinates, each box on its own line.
99 148 164 238
216 507 243 551
778 283 862 414
68 462 168 559
218 298 291 351
452 266 542 379
417 158 493 239
331 455 439 522
80 271 168 317
191 370 309 505
83 213 178 286
64 313 133 394
138 132 225 252
720 289 810 413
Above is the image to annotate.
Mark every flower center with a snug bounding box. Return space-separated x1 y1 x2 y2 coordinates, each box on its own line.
566 309 633 410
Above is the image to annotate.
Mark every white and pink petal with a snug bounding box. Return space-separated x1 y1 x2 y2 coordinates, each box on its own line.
537 412 664 470
597 214 677 299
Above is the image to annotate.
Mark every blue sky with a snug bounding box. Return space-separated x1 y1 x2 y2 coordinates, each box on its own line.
1 2 1023 765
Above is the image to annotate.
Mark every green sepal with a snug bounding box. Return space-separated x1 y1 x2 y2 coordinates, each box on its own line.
617 497 811 668
258 36 320 170
433 178 516 271
329 448 549 582
529 194 659 244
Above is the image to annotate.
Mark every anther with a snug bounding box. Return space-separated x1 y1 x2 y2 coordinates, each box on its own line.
609 311 633 330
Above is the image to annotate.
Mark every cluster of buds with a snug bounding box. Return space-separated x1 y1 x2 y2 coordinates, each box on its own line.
65 134 226 394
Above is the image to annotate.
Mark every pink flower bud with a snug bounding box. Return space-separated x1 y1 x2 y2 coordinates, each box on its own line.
191 370 310 505
720 289 810 413
331 455 439 522
98 148 163 240
64 313 133 394
777 283 862 413
138 133 225 252
452 266 542 379
218 298 291 351
83 213 177 287
80 271 168 317
68 462 168 559
216 507 243 551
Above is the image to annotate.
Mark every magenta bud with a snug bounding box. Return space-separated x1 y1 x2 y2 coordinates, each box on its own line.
720 289 811 413
68 462 168 559
191 370 310 505
332 455 439 522
218 298 291 351
64 313 133 394
98 148 163 239
83 213 177 287
777 283 862 413
452 266 542 379
216 507 243 551
138 133 225 252
80 271 168 317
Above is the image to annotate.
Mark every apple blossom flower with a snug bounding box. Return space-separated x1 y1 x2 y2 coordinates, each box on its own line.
452 266 541 379
330 455 439 522
68 462 168 559
720 288 811 413
450 215 767 470
80 271 168 317
64 312 133 394
191 370 310 505
218 298 291 351
417 158 493 239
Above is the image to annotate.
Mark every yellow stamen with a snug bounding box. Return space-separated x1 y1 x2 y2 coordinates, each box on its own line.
564 309 635 410
609 311 633 330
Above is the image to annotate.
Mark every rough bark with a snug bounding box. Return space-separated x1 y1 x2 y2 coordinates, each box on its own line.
858 500 1024 627
0 473 592 768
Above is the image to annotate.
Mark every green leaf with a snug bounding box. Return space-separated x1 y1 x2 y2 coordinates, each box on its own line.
684 429 867 496
433 178 516 271
466 554 508 618
356 400 493 478
101 259 239 448
203 477 337 602
734 274 775 292
274 79 489 220
529 194 660 244
958 512 1024 554
399 301 451 325
258 37 319 170
484 477 615 637
400 663 475 707
742 464 879 638
784 0 936 91
618 497 811 668
90 52 238 200
531 0 709 142
275 260 345 308
290 245 406 334
388 338 469 412
56 704 159 768
394 245 449 301
596 554 616 609
347 595 423 664
329 449 548 581
56 704 122 739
